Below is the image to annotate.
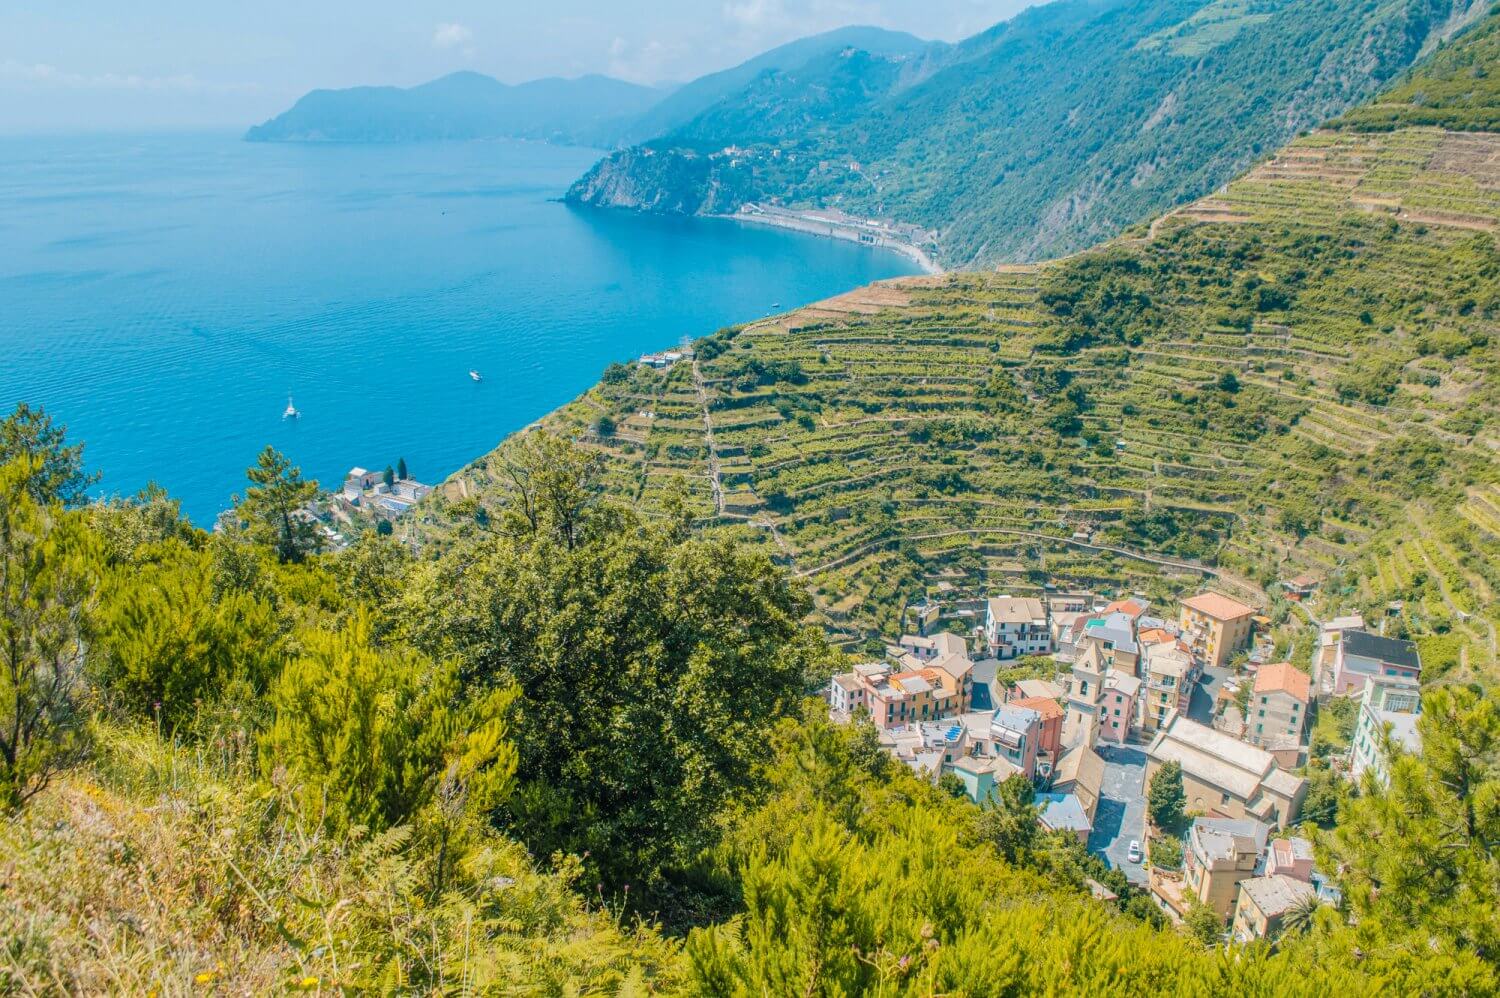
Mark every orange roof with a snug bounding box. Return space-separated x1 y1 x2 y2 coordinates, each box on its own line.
1182 592 1255 621
1254 662 1311 702
1104 598 1146 618
1138 628 1174 646
1011 695 1065 722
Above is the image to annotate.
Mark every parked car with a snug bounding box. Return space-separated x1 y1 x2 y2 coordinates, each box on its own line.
1127 840 1143 863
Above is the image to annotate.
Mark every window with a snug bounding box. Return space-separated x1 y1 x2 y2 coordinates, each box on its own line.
1261 696 1268 705
1258 710 1265 718
1221 793 1231 806
1256 723 1263 733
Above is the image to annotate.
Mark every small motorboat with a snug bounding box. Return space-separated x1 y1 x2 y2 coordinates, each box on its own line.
469 370 483 382
283 395 300 419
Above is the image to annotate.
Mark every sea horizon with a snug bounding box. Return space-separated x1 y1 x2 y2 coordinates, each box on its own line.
1 130 920 522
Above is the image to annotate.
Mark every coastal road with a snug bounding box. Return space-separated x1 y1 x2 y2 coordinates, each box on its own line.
1088 744 1148 885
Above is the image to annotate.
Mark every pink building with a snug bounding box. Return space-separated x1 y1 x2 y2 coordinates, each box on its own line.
1099 671 1140 744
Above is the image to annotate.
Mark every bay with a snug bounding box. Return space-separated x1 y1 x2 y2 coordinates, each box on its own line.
0 132 918 522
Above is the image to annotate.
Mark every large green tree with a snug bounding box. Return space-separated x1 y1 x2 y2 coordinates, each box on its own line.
1319 686 1500 974
406 436 825 891
233 447 321 563
0 457 98 810
1148 759 1187 833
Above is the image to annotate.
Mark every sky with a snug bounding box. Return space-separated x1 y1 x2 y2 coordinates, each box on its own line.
0 1 1035 133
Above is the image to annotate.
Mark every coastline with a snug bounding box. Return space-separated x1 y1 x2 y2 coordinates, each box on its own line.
714 205 944 275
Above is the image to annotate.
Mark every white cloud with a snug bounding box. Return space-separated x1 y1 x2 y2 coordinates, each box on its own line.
606 36 689 84
432 22 475 49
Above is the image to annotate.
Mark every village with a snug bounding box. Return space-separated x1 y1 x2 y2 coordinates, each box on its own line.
827 582 1422 945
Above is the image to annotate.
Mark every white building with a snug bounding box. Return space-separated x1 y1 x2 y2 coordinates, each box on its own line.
1349 674 1422 786
984 595 1051 659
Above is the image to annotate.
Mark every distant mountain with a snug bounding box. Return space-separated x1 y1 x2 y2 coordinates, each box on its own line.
245 27 934 149
245 71 665 146
568 0 1496 267
616 26 938 144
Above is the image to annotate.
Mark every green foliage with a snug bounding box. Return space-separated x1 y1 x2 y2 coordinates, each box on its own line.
0 403 96 507
0 458 97 810
263 610 518 835
1297 763 1351 830
1148 759 1187 833
1318 686 1500 979
976 773 1040 864
1336 11 1500 132
410 435 827 893
232 446 321 563
1151 834 1184 871
0 724 682 993
90 542 282 728
1184 900 1224 947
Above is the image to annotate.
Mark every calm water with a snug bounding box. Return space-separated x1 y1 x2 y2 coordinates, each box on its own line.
0 132 917 522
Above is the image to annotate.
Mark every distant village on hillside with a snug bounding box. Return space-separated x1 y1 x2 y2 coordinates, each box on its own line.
827 584 1421 943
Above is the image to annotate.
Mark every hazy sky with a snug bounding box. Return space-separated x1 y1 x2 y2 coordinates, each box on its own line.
0 1 1034 133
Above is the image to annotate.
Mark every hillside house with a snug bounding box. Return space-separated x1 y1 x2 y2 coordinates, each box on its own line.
1264 836 1315 882
1037 792 1092 842
984 596 1052 659
1179 592 1256 669
1232 875 1318 944
1349 674 1422 786
1313 615 1366 697
988 703 1043 778
1009 695 1065 777
1332 630 1421 697
1141 636 1195 734
1079 612 1140 674
1179 817 1270 918
1051 743 1105 821
1145 716 1306 829
1247 663 1310 758
1099 671 1140 744
946 754 1022 805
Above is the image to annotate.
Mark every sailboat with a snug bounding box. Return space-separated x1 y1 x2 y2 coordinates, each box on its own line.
283 395 300 419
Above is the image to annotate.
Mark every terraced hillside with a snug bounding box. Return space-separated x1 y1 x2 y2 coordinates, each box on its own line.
440 18 1500 679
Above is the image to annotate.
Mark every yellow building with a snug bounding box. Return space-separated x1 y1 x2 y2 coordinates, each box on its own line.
1179 592 1256 669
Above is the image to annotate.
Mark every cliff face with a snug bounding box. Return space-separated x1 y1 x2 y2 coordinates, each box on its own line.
564 148 755 215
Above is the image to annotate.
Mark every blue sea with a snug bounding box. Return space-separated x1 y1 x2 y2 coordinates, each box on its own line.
0 132 918 523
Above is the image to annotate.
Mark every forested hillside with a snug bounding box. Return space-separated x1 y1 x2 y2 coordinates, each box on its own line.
474 13 1500 682
3 412 1498 990
5 9 1500 996
568 0 1494 267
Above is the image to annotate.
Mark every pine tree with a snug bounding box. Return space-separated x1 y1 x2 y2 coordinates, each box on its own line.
397 456 408 481
0 457 98 810
0 403 96 506
383 465 396 489
234 446 320 563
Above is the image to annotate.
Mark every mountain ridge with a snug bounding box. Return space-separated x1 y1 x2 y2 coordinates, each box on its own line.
566 0 1496 268
244 26 935 148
